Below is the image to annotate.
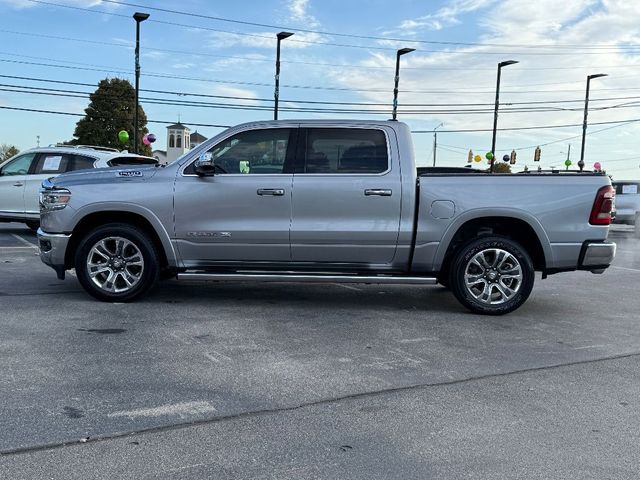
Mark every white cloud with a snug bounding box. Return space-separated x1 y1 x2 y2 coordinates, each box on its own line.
398 0 498 32
288 0 320 28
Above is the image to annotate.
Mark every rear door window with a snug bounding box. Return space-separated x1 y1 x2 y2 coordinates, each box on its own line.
68 155 97 171
32 153 71 175
302 128 389 174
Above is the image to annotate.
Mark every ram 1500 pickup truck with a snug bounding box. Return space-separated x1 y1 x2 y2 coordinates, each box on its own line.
37 120 616 314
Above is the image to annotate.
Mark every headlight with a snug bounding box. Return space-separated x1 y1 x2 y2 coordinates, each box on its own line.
40 188 72 211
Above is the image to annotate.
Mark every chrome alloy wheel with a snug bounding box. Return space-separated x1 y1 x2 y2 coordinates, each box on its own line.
86 237 145 293
464 248 523 305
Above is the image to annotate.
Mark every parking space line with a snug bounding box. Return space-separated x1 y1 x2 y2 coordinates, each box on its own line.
10 234 36 248
611 265 640 273
0 246 38 250
107 401 217 419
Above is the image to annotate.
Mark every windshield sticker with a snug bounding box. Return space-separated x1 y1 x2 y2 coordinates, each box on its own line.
42 155 63 172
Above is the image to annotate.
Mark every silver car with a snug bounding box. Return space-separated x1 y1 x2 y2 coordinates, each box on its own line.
0 145 157 231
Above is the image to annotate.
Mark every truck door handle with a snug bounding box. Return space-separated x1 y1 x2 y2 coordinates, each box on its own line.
13 182 24 187
364 189 392 197
257 188 285 196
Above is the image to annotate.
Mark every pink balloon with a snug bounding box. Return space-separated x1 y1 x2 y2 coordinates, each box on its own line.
142 134 150 145
593 162 602 170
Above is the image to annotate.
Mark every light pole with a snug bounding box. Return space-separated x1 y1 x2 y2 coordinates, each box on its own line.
490 60 518 173
133 11 150 154
432 122 443 167
579 73 607 171
274 31 294 120
392 48 415 120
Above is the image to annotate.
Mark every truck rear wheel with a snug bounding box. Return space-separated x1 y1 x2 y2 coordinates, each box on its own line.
75 223 160 302
449 236 535 315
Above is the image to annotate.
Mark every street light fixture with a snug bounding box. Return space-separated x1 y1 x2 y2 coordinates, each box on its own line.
490 60 518 173
392 47 415 120
579 73 608 171
133 11 150 154
432 122 444 167
274 31 294 120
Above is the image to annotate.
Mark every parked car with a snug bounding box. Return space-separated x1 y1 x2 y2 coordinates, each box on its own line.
612 180 640 237
38 120 616 315
0 145 157 230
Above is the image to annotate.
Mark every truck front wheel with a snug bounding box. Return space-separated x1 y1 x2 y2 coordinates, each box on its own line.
449 236 535 315
75 223 160 302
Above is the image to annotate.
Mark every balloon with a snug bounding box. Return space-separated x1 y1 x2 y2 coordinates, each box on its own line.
118 130 129 144
565 159 572 167
147 133 156 143
143 134 150 145
503 154 510 162
593 162 602 170
485 151 494 160
474 155 482 163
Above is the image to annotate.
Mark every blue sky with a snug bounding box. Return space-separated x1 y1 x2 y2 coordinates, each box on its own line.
1 0 640 179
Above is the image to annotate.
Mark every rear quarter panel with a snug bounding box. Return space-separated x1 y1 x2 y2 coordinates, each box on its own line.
412 174 612 272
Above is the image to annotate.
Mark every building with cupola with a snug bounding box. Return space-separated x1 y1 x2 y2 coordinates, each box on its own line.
152 123 208 164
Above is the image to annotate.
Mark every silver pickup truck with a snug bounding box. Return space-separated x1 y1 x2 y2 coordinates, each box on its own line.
37 120 616 315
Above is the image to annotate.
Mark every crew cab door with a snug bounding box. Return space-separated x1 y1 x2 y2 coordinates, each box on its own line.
290 127 402 264
174 127 295 265
0 152 37 220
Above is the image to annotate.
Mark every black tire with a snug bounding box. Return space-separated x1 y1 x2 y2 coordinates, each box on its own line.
449 236 535 315
75 223 160 302
26 221 39 232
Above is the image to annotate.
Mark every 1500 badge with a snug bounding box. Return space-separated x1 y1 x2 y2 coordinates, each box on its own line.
117 170 143 177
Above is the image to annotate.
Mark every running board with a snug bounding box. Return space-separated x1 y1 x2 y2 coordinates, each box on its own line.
176 272 437 285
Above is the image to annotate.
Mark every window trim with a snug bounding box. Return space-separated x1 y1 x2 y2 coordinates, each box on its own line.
294 127 392 177
181 127 298 177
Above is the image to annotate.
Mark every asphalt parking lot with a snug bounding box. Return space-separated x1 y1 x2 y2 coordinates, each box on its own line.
1 223 639 479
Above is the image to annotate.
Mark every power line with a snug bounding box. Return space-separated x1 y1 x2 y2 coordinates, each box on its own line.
8 82 640 116
6 26 640 73
24 0 640 55
5 102 640 134
4 53 640 96
8 73 640 108
93 0 640 51
0 105 231 128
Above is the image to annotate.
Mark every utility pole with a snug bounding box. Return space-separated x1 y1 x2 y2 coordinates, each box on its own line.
392 48 415 120
274 32 294 120
432 122 443 167
490 60 518 173
133 12 150 154
579 73 607 171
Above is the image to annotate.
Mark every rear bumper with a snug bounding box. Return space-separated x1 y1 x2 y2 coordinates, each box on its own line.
579 241 616 270
37 228 71 280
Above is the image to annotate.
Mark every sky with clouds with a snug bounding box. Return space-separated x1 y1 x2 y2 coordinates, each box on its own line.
1 0 640 178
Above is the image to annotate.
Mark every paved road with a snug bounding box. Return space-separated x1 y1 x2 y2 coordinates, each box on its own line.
0 223 639 478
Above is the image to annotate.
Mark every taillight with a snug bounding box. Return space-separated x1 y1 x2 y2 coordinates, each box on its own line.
589 185 615 225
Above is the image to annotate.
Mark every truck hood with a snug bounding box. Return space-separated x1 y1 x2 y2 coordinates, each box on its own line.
46 165 161 188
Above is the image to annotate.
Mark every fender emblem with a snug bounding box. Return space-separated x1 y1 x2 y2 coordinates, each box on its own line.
117 170 143 177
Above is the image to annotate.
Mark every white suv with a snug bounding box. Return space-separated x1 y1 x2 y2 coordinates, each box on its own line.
0 145 157 231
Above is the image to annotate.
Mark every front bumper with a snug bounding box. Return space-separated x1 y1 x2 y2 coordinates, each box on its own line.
579 241 616 271
37 228 71 280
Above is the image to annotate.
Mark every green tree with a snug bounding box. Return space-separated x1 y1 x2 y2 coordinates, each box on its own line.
73 78 151 155
0 144 19 162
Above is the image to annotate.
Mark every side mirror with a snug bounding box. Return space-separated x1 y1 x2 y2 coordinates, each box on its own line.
194 153 215 176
